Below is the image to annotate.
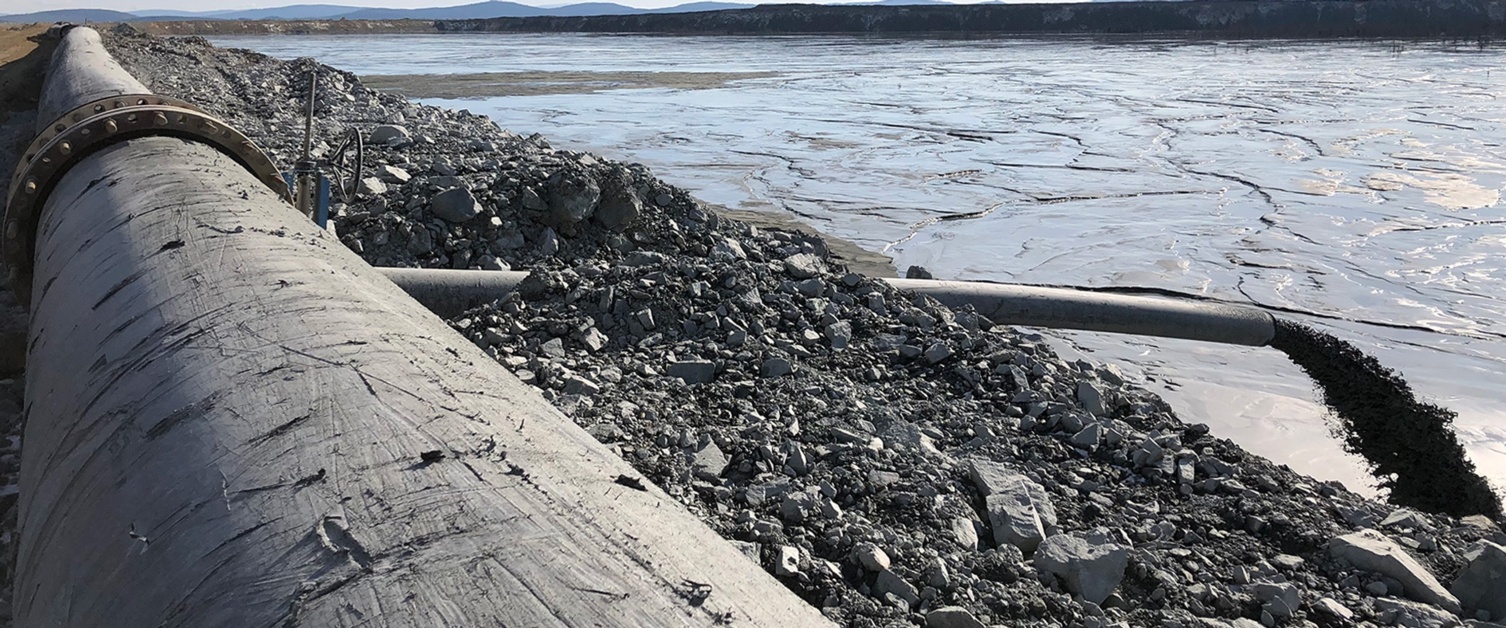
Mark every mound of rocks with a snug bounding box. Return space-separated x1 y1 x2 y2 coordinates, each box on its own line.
83 29 1506 628
104 28 690 275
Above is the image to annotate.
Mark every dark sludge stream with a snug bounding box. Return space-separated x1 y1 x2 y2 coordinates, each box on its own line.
1270 318 1503 519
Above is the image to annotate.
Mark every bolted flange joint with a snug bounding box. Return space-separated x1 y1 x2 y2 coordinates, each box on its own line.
3 93 290 308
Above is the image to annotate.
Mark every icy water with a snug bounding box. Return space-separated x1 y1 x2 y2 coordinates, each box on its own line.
217 33 1506 500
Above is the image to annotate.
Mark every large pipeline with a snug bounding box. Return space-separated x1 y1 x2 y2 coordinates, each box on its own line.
8 27 831 627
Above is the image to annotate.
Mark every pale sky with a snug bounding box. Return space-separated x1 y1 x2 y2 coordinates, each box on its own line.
9 0 943 15
10 0 566 13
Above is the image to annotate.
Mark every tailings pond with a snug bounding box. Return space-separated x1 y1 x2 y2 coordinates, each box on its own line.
215 33 1506 501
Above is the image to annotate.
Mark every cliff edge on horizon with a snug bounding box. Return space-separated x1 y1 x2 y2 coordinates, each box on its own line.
435 0 1506 38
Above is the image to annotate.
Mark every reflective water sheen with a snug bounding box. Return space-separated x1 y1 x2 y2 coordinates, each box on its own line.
218 33 1506 498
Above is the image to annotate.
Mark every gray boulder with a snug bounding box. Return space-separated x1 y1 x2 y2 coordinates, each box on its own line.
1313 598 1354 621
1461 515 1506 545
874 569 920 606
1070 423 1102 449
761 358 793 378
881 421 939 456
1330 529 1462 616
826 321 853 350
369 124 409 145
378 164 411 183
950 517 981 550
1452 541 1506 620
545 168 601 227
406 227 434 255
430 187 482 223
1077 381 1107 415
1034 528 1129 604
538 227 560 257
1254 582 1300 618
691 441 728 482
594 173 642 231
774 545 800 576
1381 508 1429 530
776 498 807 525
521 186 547 211
794 278 825 298
1374 598 1463 627
580 328 608 352
852 543 890 572
357 177 387 196
667 360 716 385
783 253 823 279
712 237 747 261
926 606 987 628
970 460 1056 554
924 342 952 364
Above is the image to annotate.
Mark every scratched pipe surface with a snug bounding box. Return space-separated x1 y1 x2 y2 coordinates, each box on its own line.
18 64 829 628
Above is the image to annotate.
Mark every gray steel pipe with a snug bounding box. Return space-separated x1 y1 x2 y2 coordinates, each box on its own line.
886 278 1276 346
380 266 527 318
14 27 829 627
378 269 1277 347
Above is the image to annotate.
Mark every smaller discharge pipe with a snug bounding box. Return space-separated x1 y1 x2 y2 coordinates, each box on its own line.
886 278 1275 346
376 269 1276 347
379 267 527 319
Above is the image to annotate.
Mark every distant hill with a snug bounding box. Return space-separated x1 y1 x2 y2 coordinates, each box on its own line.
545 2 643 16
0 0 990 24
244 0 765 19
341 1 555 19
646 2 749 11
127 10 209 17
0 8 140 23
197 4 372 19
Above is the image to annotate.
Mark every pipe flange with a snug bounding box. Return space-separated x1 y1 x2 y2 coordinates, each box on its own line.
4 96 290 306
11 94 190 183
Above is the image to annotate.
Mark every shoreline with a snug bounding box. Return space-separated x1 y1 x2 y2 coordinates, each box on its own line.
361 69 780 98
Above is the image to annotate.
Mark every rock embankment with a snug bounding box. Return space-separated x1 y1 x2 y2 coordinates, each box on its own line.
42 27 1505 627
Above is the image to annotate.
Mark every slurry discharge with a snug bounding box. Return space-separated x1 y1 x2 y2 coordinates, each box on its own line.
1271 318 1502 518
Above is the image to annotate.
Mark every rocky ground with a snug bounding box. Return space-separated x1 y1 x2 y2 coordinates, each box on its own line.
0 25 1497 628
0 23 55 627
